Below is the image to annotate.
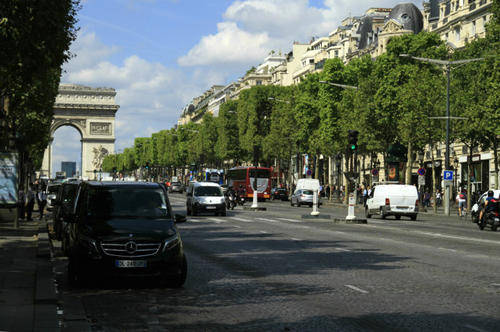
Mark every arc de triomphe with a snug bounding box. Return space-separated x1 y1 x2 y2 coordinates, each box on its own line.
40 84 120 179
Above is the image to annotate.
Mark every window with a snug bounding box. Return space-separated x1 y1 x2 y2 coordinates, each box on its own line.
483 15 487 28
309 59 314 64
472 20 476 35
455 26 461 41
194 186 222 197
256 80 262 85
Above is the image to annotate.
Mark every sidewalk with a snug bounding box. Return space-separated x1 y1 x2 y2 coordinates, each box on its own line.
0 210 59 331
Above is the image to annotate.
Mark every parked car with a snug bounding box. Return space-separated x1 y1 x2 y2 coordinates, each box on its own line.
169 182 184 193
365 184 419 220
66 181 187 287
46 183 61 211
290 189 321 207
470 189 500 223
53 181 80 242
186 182 226 216
271 188 288 201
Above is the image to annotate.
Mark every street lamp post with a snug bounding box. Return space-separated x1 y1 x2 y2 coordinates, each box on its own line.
399 54 483 216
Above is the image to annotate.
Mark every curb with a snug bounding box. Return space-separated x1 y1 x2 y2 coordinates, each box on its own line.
34 220 59 331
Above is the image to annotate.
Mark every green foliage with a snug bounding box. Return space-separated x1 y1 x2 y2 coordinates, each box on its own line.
0 0 80 177
215 100 241 163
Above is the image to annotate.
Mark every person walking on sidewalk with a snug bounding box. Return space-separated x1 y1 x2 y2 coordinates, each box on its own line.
37 189 47 220
17 188 26 220
26 184 35 221
456 189 467 217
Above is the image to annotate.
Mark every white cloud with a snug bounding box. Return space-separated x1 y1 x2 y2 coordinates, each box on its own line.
178 22 270 66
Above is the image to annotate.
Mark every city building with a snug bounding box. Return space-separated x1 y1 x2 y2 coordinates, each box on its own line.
423 0 493 49
61 161 76 178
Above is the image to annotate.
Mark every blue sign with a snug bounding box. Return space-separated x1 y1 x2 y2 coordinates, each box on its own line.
443 170 453 181
417 168 426 176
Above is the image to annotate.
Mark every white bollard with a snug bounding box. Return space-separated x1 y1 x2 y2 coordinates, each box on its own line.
311 189 320 216
346 194 356 220
251 185 259 208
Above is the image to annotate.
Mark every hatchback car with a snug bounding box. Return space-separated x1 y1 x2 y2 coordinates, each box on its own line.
186 182 226 216
290 189 321 207
169 182 184 193
271 188 288 201
66 181 187 288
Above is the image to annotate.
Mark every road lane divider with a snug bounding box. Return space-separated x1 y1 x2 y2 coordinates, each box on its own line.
345 285 369 294
230 217 252 222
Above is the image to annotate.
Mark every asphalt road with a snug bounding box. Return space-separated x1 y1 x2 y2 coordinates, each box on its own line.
51 193 500 331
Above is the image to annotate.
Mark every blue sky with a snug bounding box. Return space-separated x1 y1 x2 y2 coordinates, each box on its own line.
53 0 422 176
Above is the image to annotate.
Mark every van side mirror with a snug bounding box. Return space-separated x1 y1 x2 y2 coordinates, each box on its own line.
174 214 186 223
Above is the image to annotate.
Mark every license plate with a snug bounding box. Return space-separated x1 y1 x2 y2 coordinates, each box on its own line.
206 206 216 209
115 260 147 268
396 206 409 209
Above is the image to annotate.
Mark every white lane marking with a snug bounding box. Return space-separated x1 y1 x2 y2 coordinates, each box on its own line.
438 247 457 252
490 283 500 287
363 225 500 245
256 217 279 223
345 285 369 294
290 237 301 241
417 231 500 245
277 218 301 223
464 324 488 332
335 247 351 252
231 217 252 222
209 218 225 222
259 231 268 234
368 220 386 224
233 225 241 228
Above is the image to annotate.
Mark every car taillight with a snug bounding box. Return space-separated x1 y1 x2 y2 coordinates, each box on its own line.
385 198 390 205
415 199 419 206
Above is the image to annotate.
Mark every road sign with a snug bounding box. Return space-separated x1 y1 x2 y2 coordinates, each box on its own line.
371 168 379 176
417 167 426 176
443 170 453 181
418 175 425 186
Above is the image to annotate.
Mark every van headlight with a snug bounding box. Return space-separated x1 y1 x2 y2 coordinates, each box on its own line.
163 231 180 252
80 235 101 259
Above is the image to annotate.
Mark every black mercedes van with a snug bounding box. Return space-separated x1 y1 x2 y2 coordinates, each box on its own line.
66 181 187 287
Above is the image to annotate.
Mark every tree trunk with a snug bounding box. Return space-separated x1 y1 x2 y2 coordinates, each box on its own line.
432 146 437 213
406 141 413 185
467 145 473 212
493 140 499 190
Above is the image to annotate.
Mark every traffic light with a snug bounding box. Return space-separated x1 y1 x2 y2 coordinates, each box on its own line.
348 130 359 151
145 162 150 170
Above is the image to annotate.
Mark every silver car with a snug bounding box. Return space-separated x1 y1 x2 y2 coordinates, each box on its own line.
290 189 321 207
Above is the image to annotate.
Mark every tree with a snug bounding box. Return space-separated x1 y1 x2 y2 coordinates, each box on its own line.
0 0 80 186
237 86 274 165
215 100 241 166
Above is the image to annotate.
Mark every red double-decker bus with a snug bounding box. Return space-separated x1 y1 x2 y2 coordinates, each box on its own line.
227 166 272 200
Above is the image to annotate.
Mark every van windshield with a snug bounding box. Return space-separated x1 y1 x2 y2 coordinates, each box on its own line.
86 187 170 219
194 186 222 197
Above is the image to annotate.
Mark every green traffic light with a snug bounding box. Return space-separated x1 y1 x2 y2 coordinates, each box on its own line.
350 144 356 150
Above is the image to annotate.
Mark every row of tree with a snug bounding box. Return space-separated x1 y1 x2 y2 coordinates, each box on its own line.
1 0 80 188
103 9 499 195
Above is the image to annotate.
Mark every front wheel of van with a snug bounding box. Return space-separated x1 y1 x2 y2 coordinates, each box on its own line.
170 255 187 288
365 207 371 218
410 214 417 221
395 215 401 220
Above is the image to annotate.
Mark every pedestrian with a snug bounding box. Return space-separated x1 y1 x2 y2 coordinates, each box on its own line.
456 189 467 217
362 185 368 206
436 189 442 207
325 185 331 200
37 189 47 220
18 188 26 220
26 184 35 221
424 191 431 207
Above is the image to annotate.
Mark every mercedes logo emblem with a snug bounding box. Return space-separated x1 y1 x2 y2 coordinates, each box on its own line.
125 241 137 254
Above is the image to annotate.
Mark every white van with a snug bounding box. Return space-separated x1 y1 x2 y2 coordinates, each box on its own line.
365 184 419 220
